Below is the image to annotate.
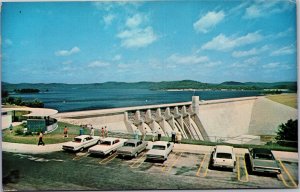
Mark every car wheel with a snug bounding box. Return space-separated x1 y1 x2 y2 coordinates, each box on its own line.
79 147 84 152
109 151 113 155
134 153 138 157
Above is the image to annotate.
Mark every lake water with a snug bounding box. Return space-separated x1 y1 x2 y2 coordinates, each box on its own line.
10 88 263 112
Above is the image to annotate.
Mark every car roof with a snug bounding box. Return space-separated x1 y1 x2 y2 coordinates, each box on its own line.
153 141 169 145
75 135 91 139
252 148 272 154
101 137 118 142
215 145 233 153
125 139 139 144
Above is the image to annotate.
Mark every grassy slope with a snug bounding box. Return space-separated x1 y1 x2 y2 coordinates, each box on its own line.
266 93 297 109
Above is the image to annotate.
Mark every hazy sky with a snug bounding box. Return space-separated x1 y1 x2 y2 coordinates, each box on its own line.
2 1 297 84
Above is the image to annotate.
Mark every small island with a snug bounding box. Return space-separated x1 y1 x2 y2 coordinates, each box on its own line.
14 88 40 94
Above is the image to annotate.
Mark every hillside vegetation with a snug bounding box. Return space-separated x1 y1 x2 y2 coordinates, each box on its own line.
266 94 297 109
2 80 297 92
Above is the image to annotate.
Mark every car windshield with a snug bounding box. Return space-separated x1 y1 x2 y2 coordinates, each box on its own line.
216 153 232 159
124 142 135 147
101 141 111 145
254 153 274 160
73 138 82 143
152 145 165 150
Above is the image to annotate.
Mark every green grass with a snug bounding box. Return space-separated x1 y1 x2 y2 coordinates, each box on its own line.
266 93 297 109
2 122 91 144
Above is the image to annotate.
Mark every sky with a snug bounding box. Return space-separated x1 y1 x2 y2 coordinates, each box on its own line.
1 0 297 84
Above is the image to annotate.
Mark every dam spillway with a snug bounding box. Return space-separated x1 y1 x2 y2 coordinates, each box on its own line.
53 96 297 143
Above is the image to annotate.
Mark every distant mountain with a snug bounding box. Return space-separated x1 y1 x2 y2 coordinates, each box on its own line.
220 81 245 85
1 80 297 92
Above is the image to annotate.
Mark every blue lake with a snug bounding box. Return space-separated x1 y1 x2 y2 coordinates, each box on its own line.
10 88 263 112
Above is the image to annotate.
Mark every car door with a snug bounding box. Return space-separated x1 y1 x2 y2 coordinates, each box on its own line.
166 143 171 155
136 141 142 153
84 137 93 147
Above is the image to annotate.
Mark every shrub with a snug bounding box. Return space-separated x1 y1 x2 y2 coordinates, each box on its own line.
14 127 24 135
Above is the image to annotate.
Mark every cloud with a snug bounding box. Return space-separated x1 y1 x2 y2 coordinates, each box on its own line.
262 62 280 69
229 57 259 68
232 45 269 58
88 60 110 68
117 27 157 48
273 27 293 38
112 54 122 61
103 14 115 26
126 14 144 28
243 1 292 19
167 54 209 65
117 64 130 69
117 13 157 48
61 66 76 71
203 61 222 67
62 60 73 65
193 11 225 33
55 46 80 56
270 45 295 56
202 32 262 51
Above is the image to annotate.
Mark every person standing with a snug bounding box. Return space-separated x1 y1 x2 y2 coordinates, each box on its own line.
104 126 108 137
151 130 156 142
79 126 84 136
9 124 13 134
141 128 146 141
176 131 182 144
90 127 95 136
134 129 139 140
171 131 176 143
157 129 162 141
38 132 45 146
101 127 105 138
63 126 68 138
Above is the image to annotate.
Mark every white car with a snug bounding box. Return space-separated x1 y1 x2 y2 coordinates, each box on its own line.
211 145 236 171
88 137 127 156
62 135 100 152
146 141 174 161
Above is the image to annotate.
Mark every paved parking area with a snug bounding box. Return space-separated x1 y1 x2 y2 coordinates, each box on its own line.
70 148 298 189
2 147 298 190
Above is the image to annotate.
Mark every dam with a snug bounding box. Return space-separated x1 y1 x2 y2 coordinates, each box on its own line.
53 96 297 144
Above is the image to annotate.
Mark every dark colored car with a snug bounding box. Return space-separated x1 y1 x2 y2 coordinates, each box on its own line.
249 148 281 174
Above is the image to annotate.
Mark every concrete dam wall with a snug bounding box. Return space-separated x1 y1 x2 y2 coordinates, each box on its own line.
54 96 297 142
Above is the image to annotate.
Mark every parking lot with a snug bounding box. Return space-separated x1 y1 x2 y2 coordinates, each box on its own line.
2 147 298 190
72 147 298 188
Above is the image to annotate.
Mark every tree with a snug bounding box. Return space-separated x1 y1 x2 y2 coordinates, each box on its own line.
276 119 298 147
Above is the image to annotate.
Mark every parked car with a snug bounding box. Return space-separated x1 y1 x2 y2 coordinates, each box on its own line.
249 148 281 174
211 145 236 171
88 137 127 156
62 135 100 152
145 141 174 161
117 139 148 158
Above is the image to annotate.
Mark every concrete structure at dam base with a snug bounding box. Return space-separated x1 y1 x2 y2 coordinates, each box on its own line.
53 96 297 145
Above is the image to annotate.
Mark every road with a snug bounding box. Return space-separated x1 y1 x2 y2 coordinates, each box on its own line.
2 149 298 191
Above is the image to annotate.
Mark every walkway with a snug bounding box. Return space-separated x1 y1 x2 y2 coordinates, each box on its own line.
2 142 66 154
